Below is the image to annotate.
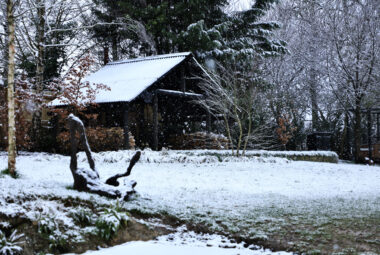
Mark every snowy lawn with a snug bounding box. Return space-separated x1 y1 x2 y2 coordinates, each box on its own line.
64 226 290 255
0 150 379 254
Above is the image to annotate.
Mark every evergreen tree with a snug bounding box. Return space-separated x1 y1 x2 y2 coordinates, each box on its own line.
182 0 287 65
139 0 228 54
91 0 157 62
91 0 131 62
91 0 228 57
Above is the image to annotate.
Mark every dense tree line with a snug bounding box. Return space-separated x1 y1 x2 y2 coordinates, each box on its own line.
0 0 379 174
264 0 379 161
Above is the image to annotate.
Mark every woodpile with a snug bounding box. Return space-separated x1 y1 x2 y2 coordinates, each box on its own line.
168 132 230 150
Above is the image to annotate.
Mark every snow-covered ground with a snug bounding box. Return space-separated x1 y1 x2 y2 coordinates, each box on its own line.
1 150 379 254
65 226 291 255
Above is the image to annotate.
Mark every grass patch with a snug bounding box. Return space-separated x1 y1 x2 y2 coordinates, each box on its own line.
1 168 20 179
155 198 380 254
65 185 74 190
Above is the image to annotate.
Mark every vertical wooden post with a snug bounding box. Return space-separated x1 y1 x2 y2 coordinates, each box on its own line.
123 103 130 150
206 110 211 134
367 109 372 160
377 113 380 142
347 113 351 156
153 93 158 151
103 46 109 65
51 115 59 151
180 65 186 92
136 102 144 147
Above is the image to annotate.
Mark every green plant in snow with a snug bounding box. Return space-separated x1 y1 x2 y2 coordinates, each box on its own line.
70 208 94 227
48 235 68 253
113 200 124 212
37 216 69 252
0 230 24 255
0 169 19 179
65 185 74 190
38 217 56 237
95 207 129 241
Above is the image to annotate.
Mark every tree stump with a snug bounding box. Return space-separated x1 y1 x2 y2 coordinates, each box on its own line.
68 114 140 200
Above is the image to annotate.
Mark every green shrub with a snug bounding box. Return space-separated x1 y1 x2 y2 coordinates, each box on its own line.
95 208 129 241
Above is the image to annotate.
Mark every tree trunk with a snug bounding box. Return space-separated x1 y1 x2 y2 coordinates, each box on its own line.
308 2 319 132
7 0 16 176
103 45 109 65
309 67 319 131
223 115 234 156
367 110 372 160
242 110 252 156
339 112 348 159
206 110 211 134
353 97 362 162
2 10 8 88
377 113 380 143
112 35 118 61
32 0 46 151
234 105 243 157
1 5 9 151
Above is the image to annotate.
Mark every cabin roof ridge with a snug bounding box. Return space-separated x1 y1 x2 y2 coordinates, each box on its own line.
107 52 192 66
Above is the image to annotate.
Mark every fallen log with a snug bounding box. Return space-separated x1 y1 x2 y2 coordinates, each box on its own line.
68 114 139 200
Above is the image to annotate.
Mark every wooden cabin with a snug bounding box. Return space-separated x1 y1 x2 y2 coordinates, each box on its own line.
359 143 380 162
50 52 216 151
357 108 380 162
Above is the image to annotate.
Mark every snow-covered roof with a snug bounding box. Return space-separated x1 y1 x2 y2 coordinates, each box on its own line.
50 52 192 106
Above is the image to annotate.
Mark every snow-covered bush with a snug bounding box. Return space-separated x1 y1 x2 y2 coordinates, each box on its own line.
0 230 24 255
95 207 129 241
